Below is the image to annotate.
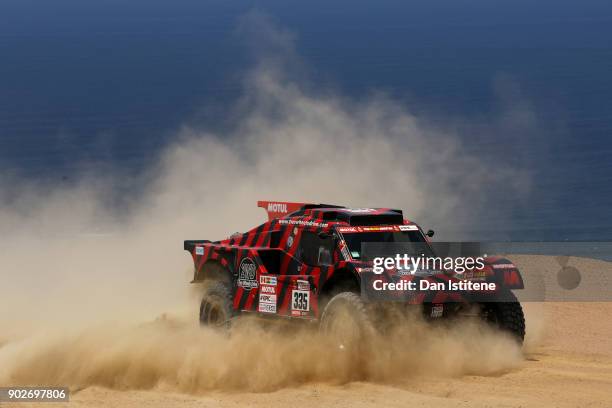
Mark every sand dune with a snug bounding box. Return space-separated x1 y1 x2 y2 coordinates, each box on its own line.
63 304 612 408
2 257 611 408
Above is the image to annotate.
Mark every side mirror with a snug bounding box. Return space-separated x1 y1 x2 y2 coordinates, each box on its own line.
426 229 435 238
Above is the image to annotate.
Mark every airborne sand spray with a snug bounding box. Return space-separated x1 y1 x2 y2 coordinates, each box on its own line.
0 13 532 390
0 313 523 392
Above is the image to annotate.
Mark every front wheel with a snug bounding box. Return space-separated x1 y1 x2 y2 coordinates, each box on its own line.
319 292 374 352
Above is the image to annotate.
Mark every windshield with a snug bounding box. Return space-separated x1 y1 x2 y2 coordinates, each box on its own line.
340 229 433 260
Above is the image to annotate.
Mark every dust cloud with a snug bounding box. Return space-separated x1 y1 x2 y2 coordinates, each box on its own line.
0 313 522 392
0 13 530 391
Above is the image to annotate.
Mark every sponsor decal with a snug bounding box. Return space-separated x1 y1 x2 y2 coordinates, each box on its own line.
492 263 517 269
397 266 413 276
259 294 277 303
339 225 411 233
430 304 444 318
238 258 258 290
267 202 288 213
260 285 276 294
346 208 375 213
361 225 395 232
291 289 310 312
296 279 310 291
259 303 276 313
195 246 204 255
287 236 294 247
337 227 358 233
291 310 309 317
278 219 329 228
260 275 277 285
258 291 277 314
463 269 487 280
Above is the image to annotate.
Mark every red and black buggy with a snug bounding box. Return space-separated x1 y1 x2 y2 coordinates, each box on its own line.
184 201 526 343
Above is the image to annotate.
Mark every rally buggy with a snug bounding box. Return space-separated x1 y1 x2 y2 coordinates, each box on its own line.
184 201 526 343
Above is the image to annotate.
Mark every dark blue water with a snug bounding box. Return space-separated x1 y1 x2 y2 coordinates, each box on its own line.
1 0 611 240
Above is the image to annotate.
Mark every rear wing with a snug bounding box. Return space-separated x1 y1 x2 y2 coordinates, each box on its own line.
257 201 310 221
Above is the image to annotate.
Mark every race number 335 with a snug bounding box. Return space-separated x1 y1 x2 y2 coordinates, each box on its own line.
291 290 310 311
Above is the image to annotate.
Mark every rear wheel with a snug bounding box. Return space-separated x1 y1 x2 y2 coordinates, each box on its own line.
480 292 525 343
199 281 233 329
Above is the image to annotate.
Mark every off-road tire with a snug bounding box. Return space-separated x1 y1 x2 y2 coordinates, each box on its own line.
481 292 526 343
199 280 233 329
320 292 374 351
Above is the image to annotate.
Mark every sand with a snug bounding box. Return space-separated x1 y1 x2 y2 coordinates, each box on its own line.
61 304 612 408
2 257 611 408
